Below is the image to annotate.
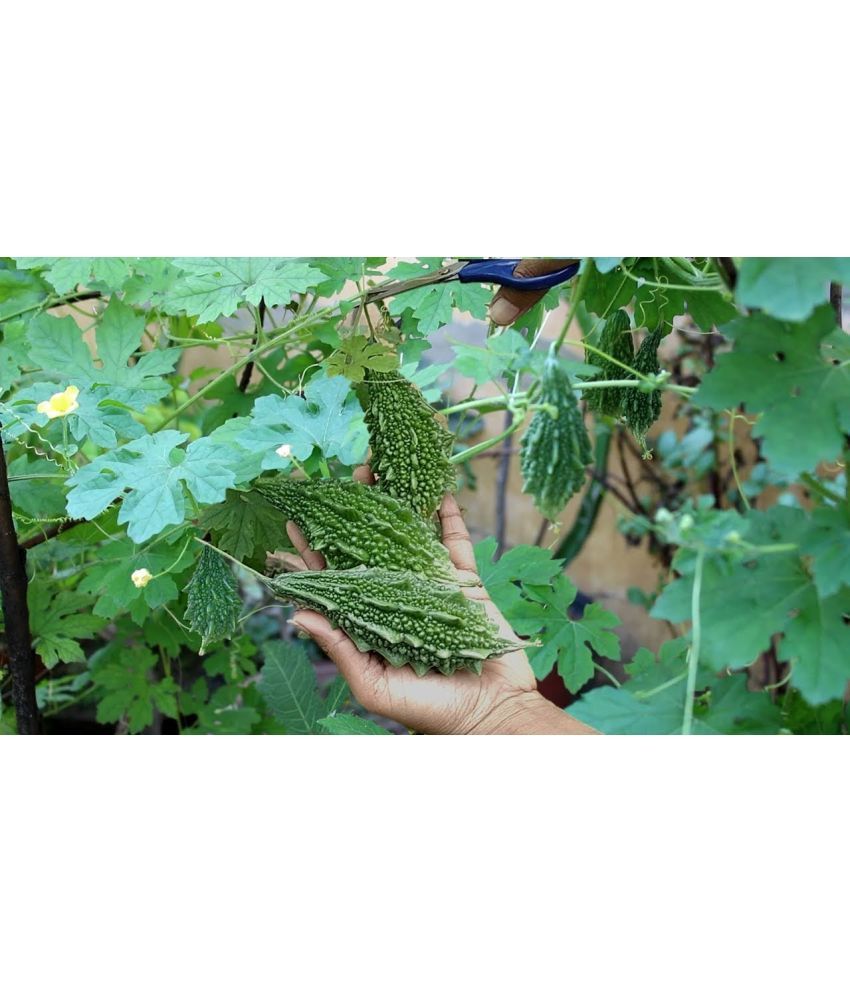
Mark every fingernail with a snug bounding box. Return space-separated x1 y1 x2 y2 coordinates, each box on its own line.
489 298 520 326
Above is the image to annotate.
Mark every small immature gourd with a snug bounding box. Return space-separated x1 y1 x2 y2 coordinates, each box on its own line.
253 475 455 582
585 309 634 418
520 347 593 521
622 327 664 453
270 567 523 676
363 369 455 519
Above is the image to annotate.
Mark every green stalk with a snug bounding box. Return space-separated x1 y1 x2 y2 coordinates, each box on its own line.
554 263 592 353
154 305 338 430
681 549 705 736
449 416 525 465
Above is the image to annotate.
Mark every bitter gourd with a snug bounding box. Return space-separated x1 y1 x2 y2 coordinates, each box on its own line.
184 544 241 653
363 369 455 519
253 475 455 582
585 309 634 417
622 327 664 453
520 348 593 521
270 567 522 676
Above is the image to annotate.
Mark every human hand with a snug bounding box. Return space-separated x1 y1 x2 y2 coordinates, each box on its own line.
282 469 595 735
488 258 579 327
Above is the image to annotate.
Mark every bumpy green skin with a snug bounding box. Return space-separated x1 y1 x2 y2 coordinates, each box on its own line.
520 351 593 521
270 567 521 677
254 476 454 581
585 309 634 417
363 370 455 519
184 544 241 653
623 328 664 451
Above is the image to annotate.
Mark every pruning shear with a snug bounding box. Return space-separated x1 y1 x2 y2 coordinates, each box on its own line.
363 258 581 305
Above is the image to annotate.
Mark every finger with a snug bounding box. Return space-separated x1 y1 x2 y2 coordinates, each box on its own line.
292 610 386 708
438 493 479 574
285 521 326 570
488 258 579 326
272 551 310 572
353 464 375 485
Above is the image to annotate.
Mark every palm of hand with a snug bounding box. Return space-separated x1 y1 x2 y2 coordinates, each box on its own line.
280 470 536 735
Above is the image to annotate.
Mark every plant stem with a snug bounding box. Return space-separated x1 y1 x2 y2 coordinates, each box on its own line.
450 416 524 465
0 290 103 324
495 408 511 555
727 411 751 511
681 548 705 736
554 263 592 352
20 517 86 550
0 430 40 733
238 299 266 392
154 305 337 430
801 472 843 505
438 394 523 417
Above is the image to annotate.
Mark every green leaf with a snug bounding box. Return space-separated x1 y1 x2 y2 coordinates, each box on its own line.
77 534 194 620
778 587 850 705
15 257 134 295
570 639 781 735
385 259 490 333
651 549 806 671
325 335 398 382
321 675 351 716
695 675 783 734
27 581 104 668
91 643 178 733
180 681 261 735
800 507 850 598
451 330 533 385
258 641 322 734
199 488 289 564
736 257 850 321
235 373 368 469
66 431 236 542
521 578 621 688
592 258 624 274
305 257 382 297
162 257 324 322
0 263 49 320
317 714 391 735
695 307 850 475
184 545 242 653
568 685 684 734
473 538 565 617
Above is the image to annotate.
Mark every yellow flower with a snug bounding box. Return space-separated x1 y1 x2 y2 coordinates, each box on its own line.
275 443 293 458
131 568 154 589
37 385 80 419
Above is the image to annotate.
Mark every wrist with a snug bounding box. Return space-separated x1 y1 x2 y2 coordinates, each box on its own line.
465 689 598 736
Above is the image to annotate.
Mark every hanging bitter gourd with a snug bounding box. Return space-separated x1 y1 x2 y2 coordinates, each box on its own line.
253 476 455 581
362 369 455 519
584 309 634 417
184 544 242 653
622 327 664 453
271 567 523 676
520 347 593 521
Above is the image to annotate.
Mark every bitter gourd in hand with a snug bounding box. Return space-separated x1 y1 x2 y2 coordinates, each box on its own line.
584 309 634 417
253 475 455 581
270 567 522 676
520 348 593 521
622 327 664 453
363 370 455 519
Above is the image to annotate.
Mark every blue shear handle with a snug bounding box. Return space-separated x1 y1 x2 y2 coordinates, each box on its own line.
457 258 580 291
